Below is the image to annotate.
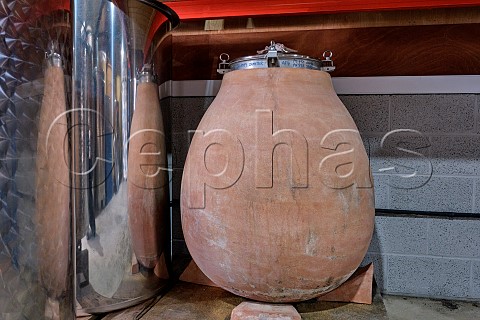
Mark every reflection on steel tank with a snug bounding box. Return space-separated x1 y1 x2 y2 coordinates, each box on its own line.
0 0 178 318
35 42 71 320
0 1 75 318
128 64 169 273
72 0 177 315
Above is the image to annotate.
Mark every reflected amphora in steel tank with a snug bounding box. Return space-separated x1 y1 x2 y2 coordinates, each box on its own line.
181 42 375 303
0 1 74 318
0 0 178 318
72 0 177 314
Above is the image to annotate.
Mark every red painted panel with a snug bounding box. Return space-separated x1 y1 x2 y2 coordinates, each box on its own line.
167 0 480 20
146 14 168 53
41 0 70 14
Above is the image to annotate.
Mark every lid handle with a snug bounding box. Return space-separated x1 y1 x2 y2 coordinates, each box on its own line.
45 41 62 68
257 41 298 68
217 53 230 75
320 50 335 72
257 41 298 54
138 63 157 83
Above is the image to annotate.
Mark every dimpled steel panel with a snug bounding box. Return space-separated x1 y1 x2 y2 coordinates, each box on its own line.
0 1 73 318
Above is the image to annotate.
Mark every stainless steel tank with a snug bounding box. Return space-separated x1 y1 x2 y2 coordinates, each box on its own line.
0 1 75 318
0 0 178 318
72 0 178 314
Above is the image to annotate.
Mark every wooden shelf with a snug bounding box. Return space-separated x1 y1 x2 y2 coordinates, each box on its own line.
150 8 480 81
147 1 480 49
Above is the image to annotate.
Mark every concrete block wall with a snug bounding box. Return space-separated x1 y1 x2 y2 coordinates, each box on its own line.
342 94 480 214
164 93 480 300
362 216 480 299
345 93 480 300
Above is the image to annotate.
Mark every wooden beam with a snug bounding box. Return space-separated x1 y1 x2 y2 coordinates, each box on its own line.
164 23 480 80
146 2 480 54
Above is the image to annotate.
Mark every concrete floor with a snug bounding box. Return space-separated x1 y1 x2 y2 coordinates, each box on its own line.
384 295 480 320
82 282 480 319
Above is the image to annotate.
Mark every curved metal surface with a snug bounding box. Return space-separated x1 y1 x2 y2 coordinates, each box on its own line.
0 0 175 317
230 53 323 71
73 0 172 314
0 1 75 319
134 0 180 28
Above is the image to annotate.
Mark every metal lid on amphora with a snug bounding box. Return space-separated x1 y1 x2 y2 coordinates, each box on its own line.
138 63 157 83
45 41 62 68
217 41 335 74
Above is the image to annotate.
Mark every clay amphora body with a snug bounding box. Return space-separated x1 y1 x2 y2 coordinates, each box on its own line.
181 68 375 302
